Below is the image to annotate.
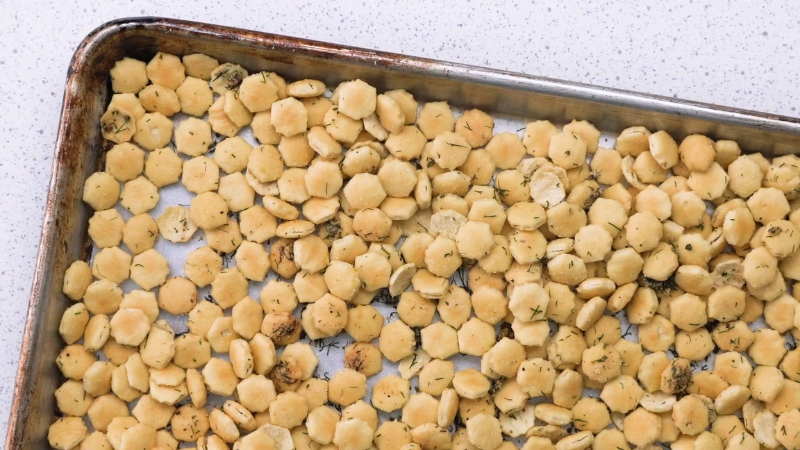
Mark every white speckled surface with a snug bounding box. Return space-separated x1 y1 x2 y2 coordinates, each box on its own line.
0 0 798 439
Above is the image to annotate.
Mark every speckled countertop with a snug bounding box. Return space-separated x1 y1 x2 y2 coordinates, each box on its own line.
0 0 798 439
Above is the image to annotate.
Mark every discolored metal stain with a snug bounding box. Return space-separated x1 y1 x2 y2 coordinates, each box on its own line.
7 16 800 448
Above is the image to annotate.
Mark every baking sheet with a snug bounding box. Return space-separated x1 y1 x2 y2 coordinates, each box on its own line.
9 17 800 448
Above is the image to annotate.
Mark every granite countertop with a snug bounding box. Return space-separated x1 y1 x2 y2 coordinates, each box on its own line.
0 0 797 439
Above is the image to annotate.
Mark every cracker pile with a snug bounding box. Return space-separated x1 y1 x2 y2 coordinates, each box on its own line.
49 51 800 450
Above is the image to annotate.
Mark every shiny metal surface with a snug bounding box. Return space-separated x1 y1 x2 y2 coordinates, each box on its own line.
7 16 800 448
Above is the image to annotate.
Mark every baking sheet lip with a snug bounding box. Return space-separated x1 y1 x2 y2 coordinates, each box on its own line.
5 10 97 449
7 14 800 446
106 16 800 134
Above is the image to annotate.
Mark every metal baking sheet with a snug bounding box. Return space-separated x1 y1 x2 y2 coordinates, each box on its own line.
8 16 800 448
